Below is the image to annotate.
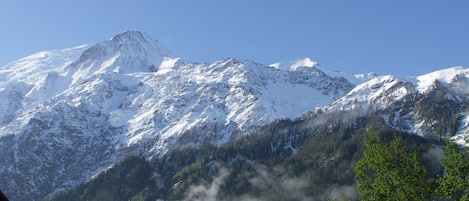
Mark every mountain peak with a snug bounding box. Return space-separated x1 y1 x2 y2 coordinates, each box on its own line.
112 30 150 40
269 57 319 71
416 66 469 93
72 31 174 80
2 31 469 201
109 30 173 57
111 31 155 46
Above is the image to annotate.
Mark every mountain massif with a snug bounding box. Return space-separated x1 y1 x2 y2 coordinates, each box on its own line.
0 31 467 201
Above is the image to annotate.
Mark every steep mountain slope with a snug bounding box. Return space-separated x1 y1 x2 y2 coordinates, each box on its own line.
1 30 468 201
322 67 469 145
45 111 441 201
0 31 353 201
46 66 469 200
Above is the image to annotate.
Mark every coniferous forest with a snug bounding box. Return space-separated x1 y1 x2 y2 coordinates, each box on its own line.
45 112 469 201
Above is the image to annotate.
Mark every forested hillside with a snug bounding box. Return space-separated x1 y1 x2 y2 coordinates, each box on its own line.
46 111 465 201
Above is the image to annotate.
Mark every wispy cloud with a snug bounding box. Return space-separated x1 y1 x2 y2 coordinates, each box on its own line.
183 168 229 201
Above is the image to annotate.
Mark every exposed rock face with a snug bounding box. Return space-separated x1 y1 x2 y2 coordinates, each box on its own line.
0 31 353 201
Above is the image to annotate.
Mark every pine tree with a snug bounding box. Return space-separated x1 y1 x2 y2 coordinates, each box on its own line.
354 131 431 201
436 142 469 201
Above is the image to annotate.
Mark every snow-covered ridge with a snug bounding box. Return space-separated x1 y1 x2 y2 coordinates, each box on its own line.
269 58 378 85
269 57 318 71
321 67 469 147
1 30 467 201
0 31 354 201
416 66 469 94
69 31 174 85
0 45 89 87
323 75 410 112
324 66 469 111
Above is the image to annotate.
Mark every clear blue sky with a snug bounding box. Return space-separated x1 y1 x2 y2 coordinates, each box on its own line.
1 0 468 76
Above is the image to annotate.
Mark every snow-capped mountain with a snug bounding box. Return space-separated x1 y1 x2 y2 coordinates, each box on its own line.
322 67 469 146
1 30 468 201
0 31 353 201
269 58 378 85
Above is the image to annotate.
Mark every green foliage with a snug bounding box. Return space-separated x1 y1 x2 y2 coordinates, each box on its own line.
354 131 431 201
46 157 158 201
130 187 153 201
47 115 440 201
436 142 469 201
284 126 366 197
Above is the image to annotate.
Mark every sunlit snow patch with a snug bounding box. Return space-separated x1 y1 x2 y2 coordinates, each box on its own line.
269 58 318 71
